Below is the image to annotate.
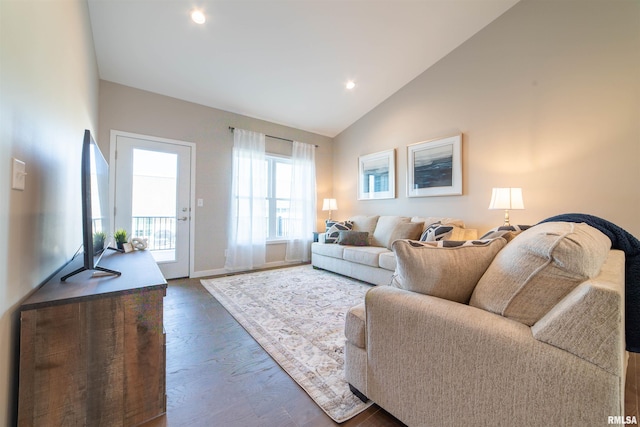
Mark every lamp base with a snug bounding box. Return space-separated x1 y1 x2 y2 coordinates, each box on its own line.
503 209 511 226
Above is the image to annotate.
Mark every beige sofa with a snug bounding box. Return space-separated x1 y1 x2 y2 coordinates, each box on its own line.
345 222 626 426
311 215 477 286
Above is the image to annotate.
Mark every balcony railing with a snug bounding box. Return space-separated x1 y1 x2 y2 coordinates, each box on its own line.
132 216 176 251
275 215 291 238
129 215 293 248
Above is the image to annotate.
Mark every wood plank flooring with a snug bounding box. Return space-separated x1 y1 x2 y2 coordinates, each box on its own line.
143 274 639 427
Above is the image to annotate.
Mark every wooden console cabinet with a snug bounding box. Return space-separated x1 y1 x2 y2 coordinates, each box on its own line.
18 250 167 426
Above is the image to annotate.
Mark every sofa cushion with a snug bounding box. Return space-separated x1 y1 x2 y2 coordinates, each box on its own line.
420 222 454 241
311 242 345 259
325 220 353 243
345 303 366 349
371 216 409 247
469 222 612 326
349 215 380 245
391 238 507 303
378 252 396 271
343 246 390 267
386 221 423 250
337 231 369 246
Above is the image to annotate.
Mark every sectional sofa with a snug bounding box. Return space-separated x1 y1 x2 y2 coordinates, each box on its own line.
311 215 477 285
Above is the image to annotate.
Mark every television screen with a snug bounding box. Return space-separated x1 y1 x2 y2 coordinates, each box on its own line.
87 131 110 260
61 130 120 281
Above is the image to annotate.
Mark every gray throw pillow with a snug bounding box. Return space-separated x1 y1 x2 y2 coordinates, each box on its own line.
337 231 369 246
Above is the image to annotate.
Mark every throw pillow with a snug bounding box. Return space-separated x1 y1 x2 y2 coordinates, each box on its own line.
325 219 349 232
371 216 410 247
469 222 611 326
349 214 379 233
349 215 380 245
325 220 353 243
420 222 454 241
480 225 531 242
386 222 424 250
391 238 507 304
337 231 369 246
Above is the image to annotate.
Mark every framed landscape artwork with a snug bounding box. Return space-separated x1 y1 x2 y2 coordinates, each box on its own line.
358 149 395 200
407 134 462 197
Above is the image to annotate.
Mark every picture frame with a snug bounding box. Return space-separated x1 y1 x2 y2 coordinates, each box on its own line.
358 149 396 200
407 134 462 197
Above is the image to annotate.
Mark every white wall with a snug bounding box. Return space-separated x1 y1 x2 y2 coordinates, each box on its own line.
0 0 99 424
98 81 334 276
333 0 640 237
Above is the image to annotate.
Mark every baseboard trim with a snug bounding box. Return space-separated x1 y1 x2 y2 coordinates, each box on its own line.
191 261 308 279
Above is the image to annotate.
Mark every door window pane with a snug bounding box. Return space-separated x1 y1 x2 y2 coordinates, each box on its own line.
131 149 177 262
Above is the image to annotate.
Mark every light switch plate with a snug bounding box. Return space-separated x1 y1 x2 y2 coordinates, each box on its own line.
12 158 26 191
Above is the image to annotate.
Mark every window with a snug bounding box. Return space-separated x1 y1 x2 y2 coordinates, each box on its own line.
265 155 292 240
226 129 316 270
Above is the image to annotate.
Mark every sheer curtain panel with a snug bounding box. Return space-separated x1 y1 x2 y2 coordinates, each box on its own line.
285 141 317 262
225 129 267 271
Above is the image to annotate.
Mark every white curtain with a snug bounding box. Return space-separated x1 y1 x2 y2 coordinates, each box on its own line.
225 129 266 271
285 141 317 262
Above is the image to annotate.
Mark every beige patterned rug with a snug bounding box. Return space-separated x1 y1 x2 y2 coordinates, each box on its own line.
201 265 374 423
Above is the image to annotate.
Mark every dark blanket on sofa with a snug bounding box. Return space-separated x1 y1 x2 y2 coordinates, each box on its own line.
539 213 640 352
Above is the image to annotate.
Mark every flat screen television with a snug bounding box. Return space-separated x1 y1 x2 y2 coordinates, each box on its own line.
61 130 121 281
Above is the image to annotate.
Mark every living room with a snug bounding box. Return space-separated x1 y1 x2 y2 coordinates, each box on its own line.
1 0 639 426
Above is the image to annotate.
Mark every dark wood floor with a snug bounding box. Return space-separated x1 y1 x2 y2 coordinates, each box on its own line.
144 274 639 427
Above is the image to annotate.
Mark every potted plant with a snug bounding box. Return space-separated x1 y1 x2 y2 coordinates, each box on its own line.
93 231 107 253
114 228 128 251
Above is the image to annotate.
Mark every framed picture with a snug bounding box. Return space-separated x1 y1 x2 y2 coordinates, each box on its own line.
358 149 395 200
407 134 462 197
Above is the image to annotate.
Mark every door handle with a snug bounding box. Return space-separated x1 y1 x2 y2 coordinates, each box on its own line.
177 216 189 221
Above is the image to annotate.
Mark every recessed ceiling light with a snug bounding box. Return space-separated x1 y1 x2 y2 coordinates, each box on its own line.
346 81 356 90
191 10 206 24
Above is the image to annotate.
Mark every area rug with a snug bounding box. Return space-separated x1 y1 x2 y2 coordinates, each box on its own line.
200 265 374 423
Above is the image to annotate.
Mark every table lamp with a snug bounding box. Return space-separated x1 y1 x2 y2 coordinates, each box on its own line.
488 187 524 226
322 198 338 220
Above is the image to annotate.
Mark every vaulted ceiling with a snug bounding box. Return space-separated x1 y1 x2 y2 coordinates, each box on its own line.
88 0 519 137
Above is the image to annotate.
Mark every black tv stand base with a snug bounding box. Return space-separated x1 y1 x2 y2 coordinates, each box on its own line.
61 247 123 281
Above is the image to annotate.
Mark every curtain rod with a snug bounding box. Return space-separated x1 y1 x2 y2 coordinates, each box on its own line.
228 126 318 147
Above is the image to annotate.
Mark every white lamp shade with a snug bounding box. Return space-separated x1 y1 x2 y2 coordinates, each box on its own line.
488 188 524 210
322 198 338 211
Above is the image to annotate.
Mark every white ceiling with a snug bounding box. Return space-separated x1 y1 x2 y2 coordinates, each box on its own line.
88 0 519 137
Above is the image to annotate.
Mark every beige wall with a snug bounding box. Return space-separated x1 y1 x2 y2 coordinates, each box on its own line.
98 81 334 276
0 0 99 424
333 0 640 238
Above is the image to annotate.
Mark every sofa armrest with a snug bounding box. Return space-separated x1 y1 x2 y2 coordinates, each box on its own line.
531 250 625 376
364 286 623 426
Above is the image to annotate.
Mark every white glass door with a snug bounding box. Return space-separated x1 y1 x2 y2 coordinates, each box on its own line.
113 132 193 279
